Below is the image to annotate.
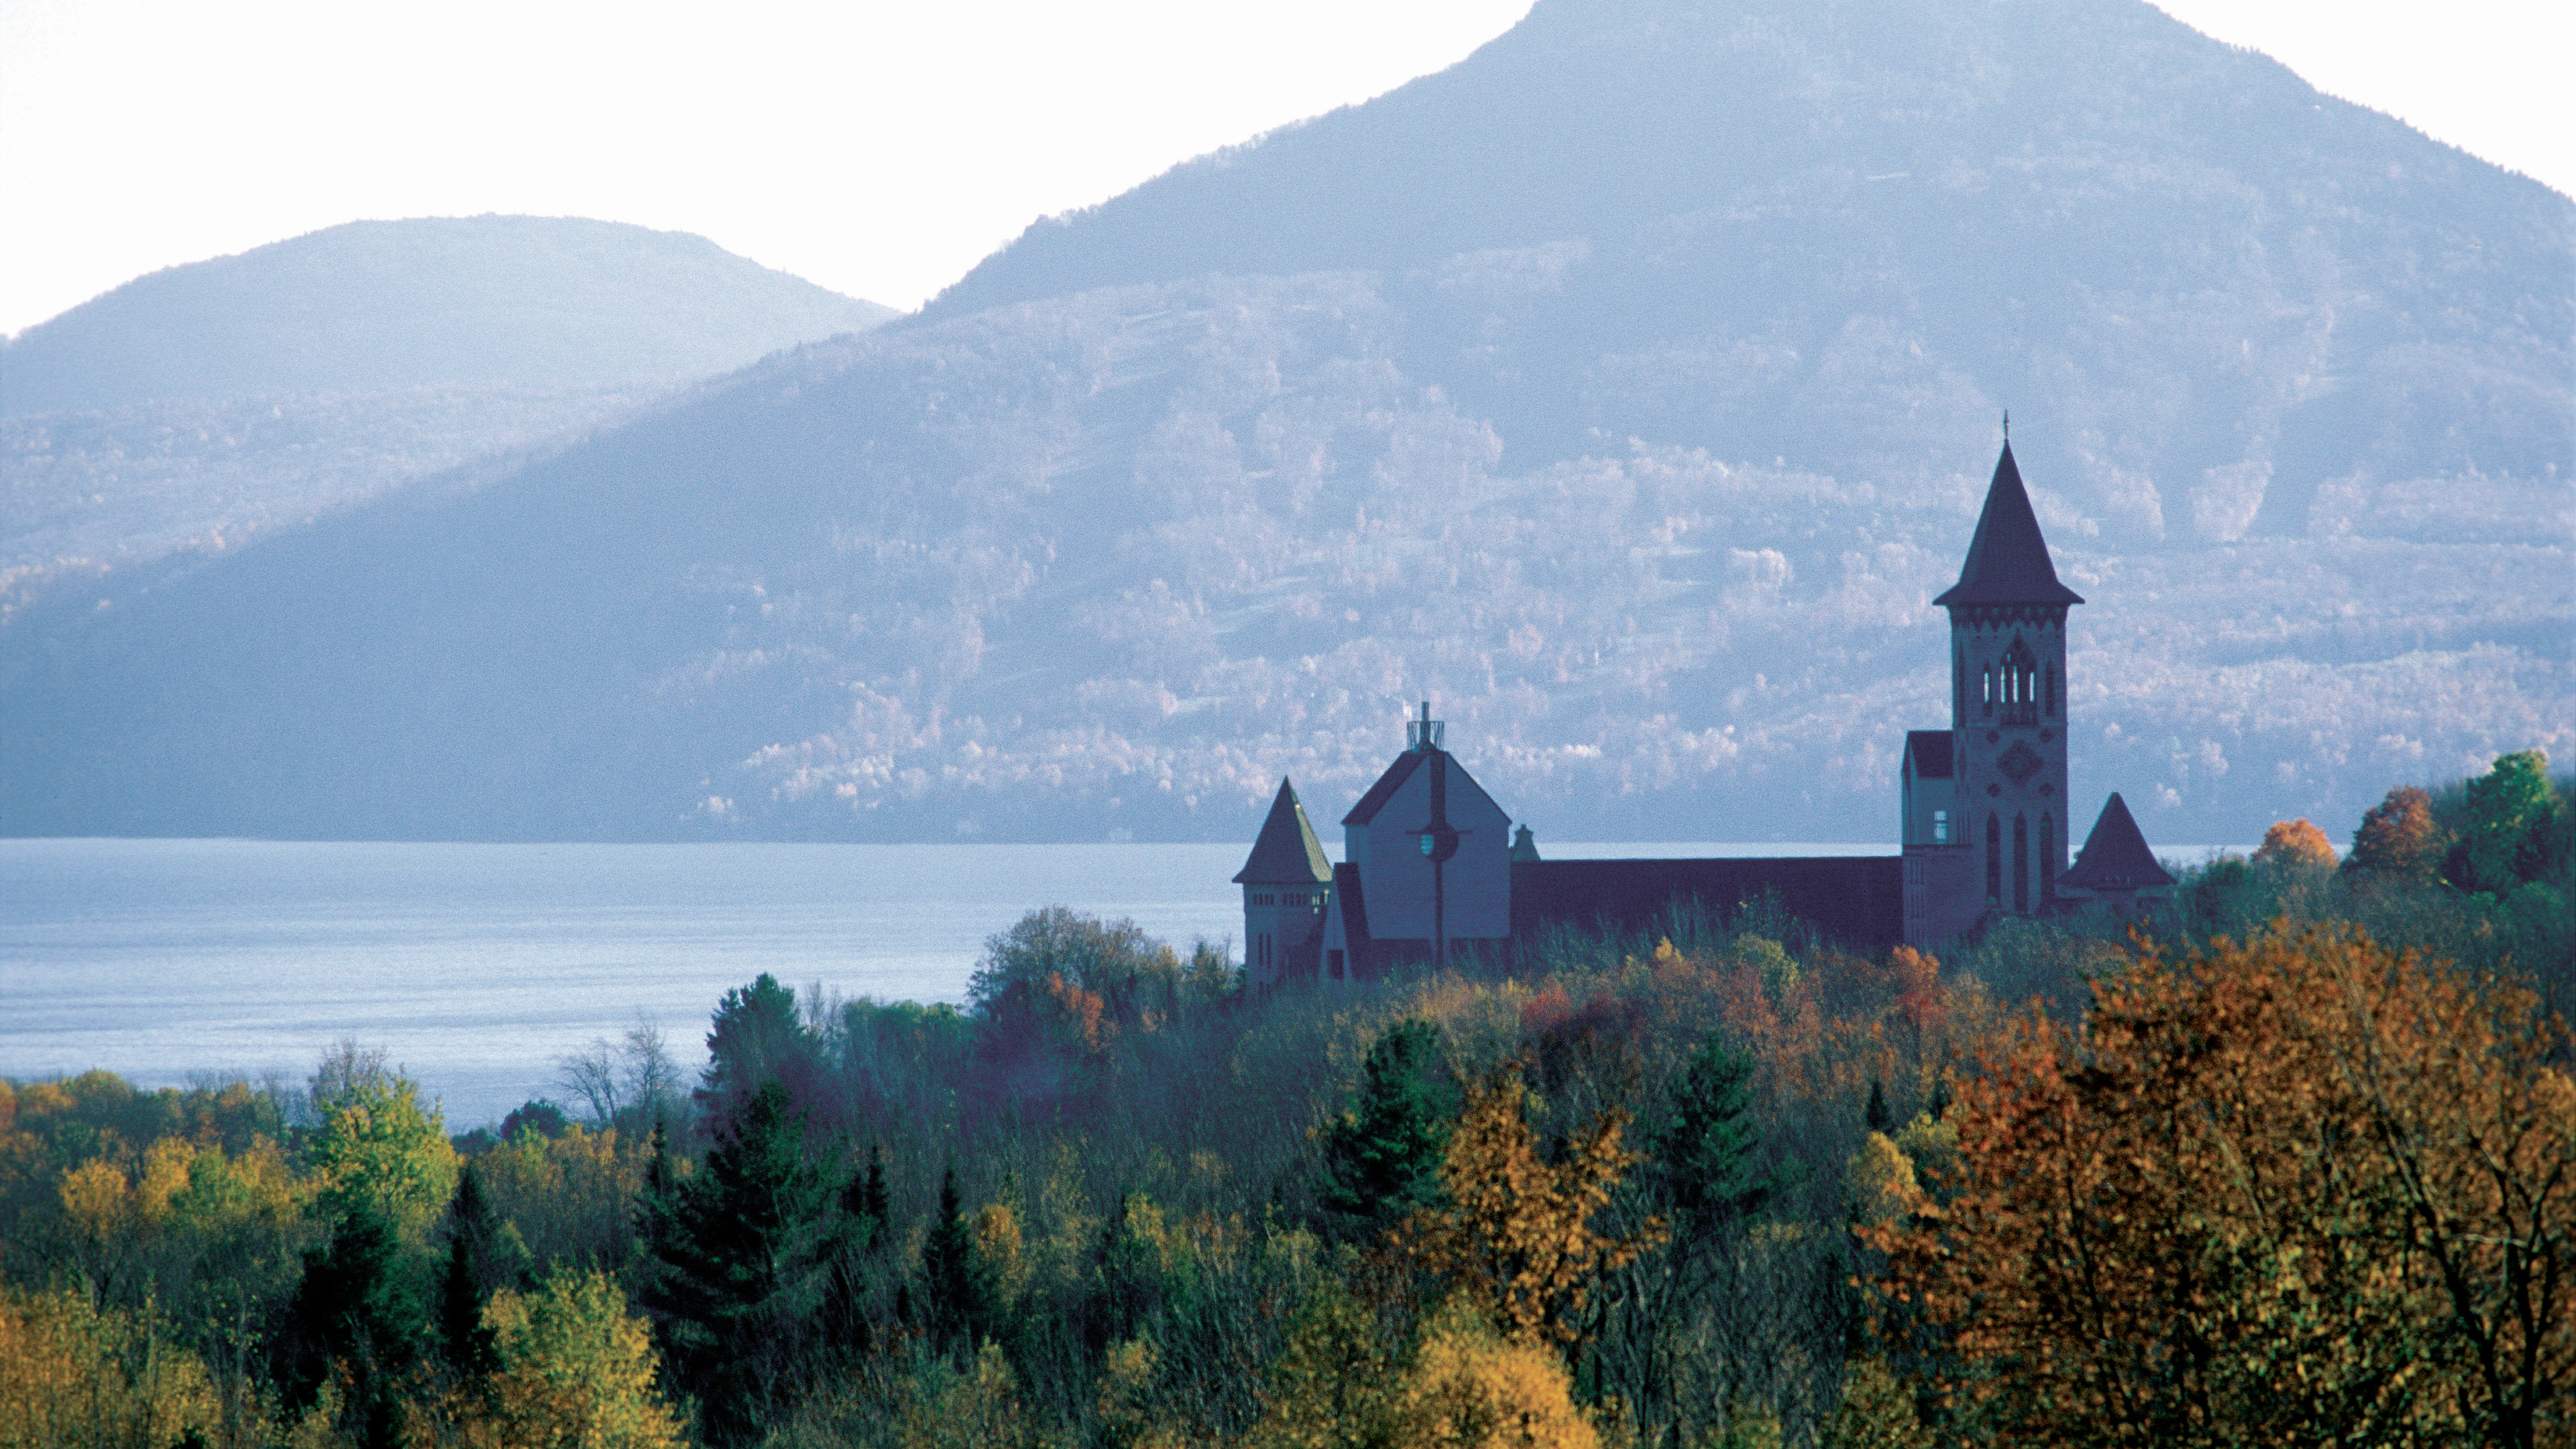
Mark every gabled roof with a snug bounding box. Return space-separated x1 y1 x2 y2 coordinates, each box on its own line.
2059 793 2176 890
1931 443 2085 609
1342 750 1426 826
1234 778 1334 884
1905 730 1954 780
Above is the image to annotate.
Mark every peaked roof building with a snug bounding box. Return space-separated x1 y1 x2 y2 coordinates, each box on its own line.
2059 792 2176 893
1931 442 2086 609
1234 779 1333 885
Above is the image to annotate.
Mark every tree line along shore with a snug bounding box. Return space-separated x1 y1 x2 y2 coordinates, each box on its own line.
3 753 2569 1448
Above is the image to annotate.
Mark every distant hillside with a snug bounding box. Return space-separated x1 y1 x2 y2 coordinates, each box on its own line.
926 0 2571 542
3 0 2567 846
1 216 898 416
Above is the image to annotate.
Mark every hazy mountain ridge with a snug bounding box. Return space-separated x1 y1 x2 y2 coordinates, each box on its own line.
0 218 898 616
2 0 2567 844
926 0 2570 549
4 272 2561 843
3 216 897 416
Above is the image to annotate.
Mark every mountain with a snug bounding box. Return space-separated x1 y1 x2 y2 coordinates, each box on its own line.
2 216 897 415
3 0 2567 846
2 218 898 616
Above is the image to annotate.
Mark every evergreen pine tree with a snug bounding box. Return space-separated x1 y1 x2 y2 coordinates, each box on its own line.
639 1080 827 1447
1865 1078 1892 1134
1657 1039 1771 1233
437 1162 505 1379
1317 1019 1454 1226
284 1196 422 1446
921 1165 978 1352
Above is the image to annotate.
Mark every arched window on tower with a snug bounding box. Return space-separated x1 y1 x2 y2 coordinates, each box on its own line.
2013 814 2029 913
1986 815 2002 907
2001 638 2039 727
1981 665 1995 716
2045 663 2060 719
2040 814 2055 904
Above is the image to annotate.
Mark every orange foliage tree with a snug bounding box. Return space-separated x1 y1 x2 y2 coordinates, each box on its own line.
2346 785 2445 879
1400 1065 1665 1347
1872 926 2573 1447
2253 817 2337 870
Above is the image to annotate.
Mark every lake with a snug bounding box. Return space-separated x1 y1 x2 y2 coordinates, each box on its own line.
4 836 1935 1125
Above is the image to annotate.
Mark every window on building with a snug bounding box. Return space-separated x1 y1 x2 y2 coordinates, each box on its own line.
2045 663 2059 718
1982 665 1994 713
1987 815 2002 906
2040 814 2055 903
1934 809 1949 843
2013 814 2029 913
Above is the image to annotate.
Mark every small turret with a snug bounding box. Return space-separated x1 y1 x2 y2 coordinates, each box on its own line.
1235 778 1332 986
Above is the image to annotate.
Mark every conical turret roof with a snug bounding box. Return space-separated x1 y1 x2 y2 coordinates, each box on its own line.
1932 443 2085 609
1234 778 1334 884
2060 793 2176 891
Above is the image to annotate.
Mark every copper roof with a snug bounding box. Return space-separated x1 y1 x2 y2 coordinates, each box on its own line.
1931 443 2085 609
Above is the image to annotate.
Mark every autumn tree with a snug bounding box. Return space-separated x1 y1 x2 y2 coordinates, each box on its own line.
2253 817 2336 870
1401 1065 1663 1347
2346 785 2445 879
1873 925 2573 1447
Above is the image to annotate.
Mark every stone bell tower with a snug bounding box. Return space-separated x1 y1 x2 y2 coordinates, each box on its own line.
1904 439 2084 945
1935 440 2083 918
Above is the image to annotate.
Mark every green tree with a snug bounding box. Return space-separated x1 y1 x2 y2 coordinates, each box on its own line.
920 1166 979 1353
282 1195 421 1445
2460 750 2557 892
437 1161 525 1380
305 1046 456 1236
1655 1040 1770 1235
695 974 819 1141
638 1080 828 1446
1318 1020 1454 1229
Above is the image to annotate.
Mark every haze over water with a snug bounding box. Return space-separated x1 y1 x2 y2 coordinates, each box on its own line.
2 835 2234 1125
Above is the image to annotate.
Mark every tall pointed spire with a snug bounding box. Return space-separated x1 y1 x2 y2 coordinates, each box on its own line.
1931 442 2084 608
1234 778 1334 884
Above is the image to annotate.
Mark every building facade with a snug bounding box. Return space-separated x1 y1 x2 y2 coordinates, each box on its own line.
1241 437 2172 973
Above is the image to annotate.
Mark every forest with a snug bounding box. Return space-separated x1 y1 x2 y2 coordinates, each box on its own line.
3 751 2569 1448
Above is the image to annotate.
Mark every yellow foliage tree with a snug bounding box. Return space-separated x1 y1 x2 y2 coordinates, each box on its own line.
464 1270 683 1449
1395 1298 1600 1449
0 1283 221 1449
1400 1067 1664 1346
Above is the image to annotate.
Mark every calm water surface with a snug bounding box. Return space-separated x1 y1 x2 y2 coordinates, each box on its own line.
3 836 2232 1124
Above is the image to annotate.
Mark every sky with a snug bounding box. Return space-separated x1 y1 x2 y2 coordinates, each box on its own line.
2 0 2568 338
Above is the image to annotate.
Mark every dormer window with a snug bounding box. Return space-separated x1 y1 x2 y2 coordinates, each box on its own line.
1934 809 1949 843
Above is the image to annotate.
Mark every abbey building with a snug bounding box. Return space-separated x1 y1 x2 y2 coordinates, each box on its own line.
1234 440 2172 985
